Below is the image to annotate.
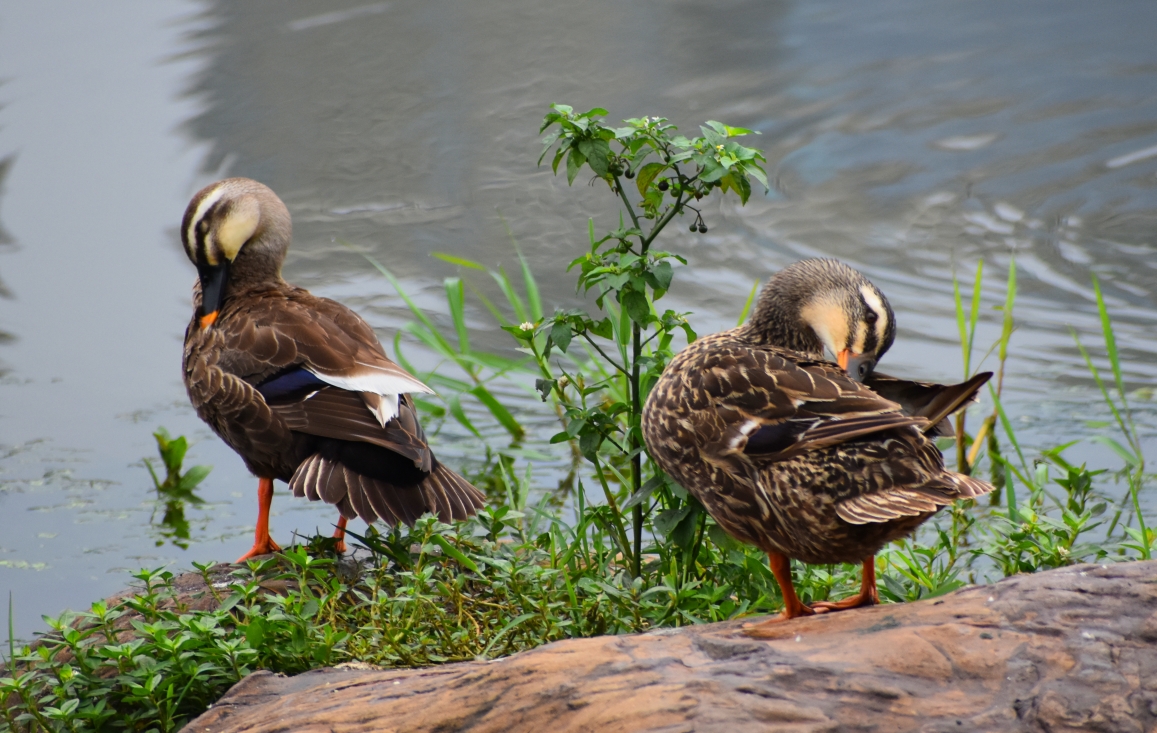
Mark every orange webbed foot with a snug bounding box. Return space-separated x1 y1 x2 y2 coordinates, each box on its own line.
236 535 282 563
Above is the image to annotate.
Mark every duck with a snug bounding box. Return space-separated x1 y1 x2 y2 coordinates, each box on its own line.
641 258 993 626
180 177 485 562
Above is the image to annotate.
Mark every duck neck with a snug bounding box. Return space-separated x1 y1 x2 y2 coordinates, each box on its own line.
740 298 826 357
738 321 825 357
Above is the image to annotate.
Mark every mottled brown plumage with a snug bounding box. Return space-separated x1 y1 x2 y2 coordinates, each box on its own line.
641 259 993 623
181 178 484 560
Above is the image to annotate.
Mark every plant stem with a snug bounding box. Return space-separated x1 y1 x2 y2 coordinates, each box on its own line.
631 319 643 578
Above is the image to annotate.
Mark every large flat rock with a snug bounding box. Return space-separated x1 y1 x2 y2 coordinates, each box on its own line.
186 561 1157 733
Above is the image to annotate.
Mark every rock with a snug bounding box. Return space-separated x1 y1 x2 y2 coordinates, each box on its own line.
184 560 1157 733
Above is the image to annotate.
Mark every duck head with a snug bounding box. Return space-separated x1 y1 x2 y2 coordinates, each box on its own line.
181 178 292 329
745 258 895 381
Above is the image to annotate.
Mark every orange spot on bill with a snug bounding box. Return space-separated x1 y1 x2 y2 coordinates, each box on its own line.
837 349 851 370
200 311 219 329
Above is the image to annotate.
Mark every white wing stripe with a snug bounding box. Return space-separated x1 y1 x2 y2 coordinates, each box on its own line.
306 366 434 396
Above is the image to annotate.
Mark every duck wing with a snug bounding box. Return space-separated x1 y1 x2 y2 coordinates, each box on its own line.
219 287 433 425
203 286 483 524
683 341 928 467
864 371 992 436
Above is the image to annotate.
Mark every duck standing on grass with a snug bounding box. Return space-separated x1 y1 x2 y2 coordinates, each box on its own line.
180 177 484 562
642 258 994 628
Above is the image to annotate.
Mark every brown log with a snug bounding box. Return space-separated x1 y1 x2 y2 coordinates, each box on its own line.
185 560 1157 733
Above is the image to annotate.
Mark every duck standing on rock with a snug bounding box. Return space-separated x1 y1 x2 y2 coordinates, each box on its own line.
180 178 485 562
642 258 994 627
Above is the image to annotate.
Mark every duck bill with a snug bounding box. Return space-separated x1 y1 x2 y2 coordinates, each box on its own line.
197 262 229 329
837 349 876 382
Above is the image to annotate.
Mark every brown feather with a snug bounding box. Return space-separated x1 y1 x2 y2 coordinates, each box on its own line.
865 371 992 436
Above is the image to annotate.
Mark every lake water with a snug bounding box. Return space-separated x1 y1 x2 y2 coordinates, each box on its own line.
2 0 1155 642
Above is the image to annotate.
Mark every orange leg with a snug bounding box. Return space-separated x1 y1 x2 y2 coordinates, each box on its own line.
812 556 879 613
236 477 282 562
746 551 816 629
333 515 349 554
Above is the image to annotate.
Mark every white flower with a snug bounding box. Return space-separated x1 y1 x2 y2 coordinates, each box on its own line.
519 322 534 331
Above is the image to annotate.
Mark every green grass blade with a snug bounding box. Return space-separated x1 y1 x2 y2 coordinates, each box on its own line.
519 252 543 322
432 252 487 271
1089 435 1140 467
491 267 528 324
444 278 470 355
1070 328 1129 438
968 260 983 370
1092 276 1127 408
990 387 1030 481
6 591 13 669
953 273 968 375
353 248 458 357
496 208 544 321
478 612 537 660
445 395 483 438
470 384 524 439
427 535 480 573
998 258 1016 363
465 282 513 328
736 280 759 326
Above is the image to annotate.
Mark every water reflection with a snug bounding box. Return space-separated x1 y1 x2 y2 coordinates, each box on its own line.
0 153 16 377
144 429 210 550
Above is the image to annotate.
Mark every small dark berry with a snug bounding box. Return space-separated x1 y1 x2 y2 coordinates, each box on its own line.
658 180 669 191
689 223 698 232
625 169 635 179
698 224 707 233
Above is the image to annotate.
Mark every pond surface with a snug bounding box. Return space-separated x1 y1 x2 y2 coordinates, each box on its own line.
2 0 1156 641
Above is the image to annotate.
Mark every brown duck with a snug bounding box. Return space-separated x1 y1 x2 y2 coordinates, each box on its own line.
180 177 484 561
642 258 993 625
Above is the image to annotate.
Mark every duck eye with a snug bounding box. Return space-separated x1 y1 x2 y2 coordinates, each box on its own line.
864 309 878 325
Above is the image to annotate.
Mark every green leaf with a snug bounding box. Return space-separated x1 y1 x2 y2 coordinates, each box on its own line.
699 158 727 183
588 317 613 339
650 261 673 291
653 506 691 536
579 138 611 178
550 321 573 353
671 503 701 549
635 162 666 196
566 148 587 185
244 617 265 648
578 430 601 459
534 378 557 402
743 163 769 190
621 474 666 511
707 524 742 552
622 289 650 326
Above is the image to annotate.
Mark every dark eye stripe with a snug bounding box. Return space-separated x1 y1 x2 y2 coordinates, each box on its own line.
195 199 225 265
859 293 879 354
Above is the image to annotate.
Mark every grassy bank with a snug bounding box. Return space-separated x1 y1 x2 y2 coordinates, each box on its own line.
2 107 1152 732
